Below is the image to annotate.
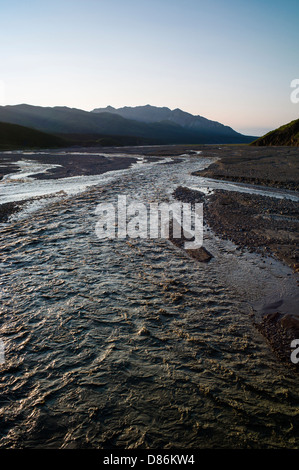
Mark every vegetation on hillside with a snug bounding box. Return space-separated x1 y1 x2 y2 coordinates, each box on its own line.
0 121 67 150
251 119 299 146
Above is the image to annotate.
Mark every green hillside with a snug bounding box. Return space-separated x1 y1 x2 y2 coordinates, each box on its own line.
0 121 67 150
251 119 299 146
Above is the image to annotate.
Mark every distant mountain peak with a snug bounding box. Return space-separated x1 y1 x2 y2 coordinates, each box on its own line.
92 104 232 133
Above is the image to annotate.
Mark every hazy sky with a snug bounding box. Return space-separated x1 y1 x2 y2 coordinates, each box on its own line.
1 0 298 135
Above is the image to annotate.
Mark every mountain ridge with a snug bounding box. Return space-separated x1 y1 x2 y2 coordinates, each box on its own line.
92 104 244 136
0 103 256 145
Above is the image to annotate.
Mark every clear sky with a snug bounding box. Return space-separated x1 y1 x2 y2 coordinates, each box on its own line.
0 0 298 135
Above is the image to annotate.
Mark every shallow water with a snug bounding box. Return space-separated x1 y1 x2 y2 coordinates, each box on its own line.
0 153 171 205
187 177 299 202
0 152 298 449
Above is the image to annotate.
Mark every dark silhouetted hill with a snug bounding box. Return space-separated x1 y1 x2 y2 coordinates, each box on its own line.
251 119 299 146
0 121 67 150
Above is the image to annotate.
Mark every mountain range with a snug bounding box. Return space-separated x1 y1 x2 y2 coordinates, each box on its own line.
0 104 255 145
92 104 244 135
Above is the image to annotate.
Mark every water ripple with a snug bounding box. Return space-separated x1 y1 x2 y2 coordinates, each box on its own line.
0 153 298 448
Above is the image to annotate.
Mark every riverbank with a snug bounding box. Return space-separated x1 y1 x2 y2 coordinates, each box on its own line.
192 145 299 192
173 184 299 370
0 200 27 222
174 144 299 369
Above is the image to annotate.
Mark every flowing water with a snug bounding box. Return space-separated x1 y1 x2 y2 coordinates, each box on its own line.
0 151 298 449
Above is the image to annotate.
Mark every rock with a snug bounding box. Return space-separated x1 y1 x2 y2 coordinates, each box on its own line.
186 246 213 262
138 326 150 336
172 186 205 203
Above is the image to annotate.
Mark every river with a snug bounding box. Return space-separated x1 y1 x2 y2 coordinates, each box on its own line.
0 150 298 448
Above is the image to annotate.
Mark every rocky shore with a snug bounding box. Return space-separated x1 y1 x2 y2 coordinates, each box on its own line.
192 145 299 192
173 145 299 370
256 312 299 368
173 185 298 269
0 201 27 223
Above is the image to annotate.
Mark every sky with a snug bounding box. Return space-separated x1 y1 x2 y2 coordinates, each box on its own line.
0 0 298 136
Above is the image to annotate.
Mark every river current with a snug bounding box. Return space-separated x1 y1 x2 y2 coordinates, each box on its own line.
0 151 298 448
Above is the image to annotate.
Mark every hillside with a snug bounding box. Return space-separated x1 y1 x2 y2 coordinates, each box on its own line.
0 104 255 145
251 119 299 146
0 121 67 150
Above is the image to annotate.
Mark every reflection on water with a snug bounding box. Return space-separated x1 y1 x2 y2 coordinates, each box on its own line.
0 153 298 449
